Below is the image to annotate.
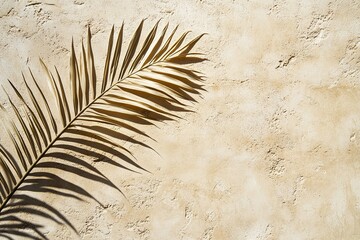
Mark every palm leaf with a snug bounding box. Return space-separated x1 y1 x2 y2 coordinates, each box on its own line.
0 20 206 237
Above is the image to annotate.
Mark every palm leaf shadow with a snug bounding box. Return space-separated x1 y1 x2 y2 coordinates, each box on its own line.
0 19 206 238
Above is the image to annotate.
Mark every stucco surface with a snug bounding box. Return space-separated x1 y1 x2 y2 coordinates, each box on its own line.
0 0 360 239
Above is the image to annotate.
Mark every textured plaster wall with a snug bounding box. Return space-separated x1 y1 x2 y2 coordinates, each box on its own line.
1 0 360 239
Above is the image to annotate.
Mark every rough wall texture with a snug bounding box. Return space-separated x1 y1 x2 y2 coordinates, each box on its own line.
0 0 360 239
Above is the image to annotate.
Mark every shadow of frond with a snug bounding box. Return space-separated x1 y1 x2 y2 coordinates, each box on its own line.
0 19 206 238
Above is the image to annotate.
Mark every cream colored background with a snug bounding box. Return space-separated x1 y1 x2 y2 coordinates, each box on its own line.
0 0 360 239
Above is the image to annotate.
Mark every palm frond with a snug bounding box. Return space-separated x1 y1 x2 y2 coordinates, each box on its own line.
0 20 206 237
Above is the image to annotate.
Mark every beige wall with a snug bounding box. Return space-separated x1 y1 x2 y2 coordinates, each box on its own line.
0 0 360 239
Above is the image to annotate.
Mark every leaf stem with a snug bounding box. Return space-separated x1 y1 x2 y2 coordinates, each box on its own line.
0 59 162 212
